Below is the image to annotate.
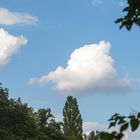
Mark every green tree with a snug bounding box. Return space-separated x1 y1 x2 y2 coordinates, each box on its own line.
115 0 140 30
0 83 66 140
0 84 38 140
0 83 9 139
35 108 64 140
88 131 100 140
8 98 37 139
63 96 83 140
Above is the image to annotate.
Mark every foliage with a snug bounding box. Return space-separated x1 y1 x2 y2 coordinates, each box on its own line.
63 96 83 140
35 108 64 140
99 112 140 140
88 131 100 140
115 0 140 30
1 83 140 140
0 84 64 140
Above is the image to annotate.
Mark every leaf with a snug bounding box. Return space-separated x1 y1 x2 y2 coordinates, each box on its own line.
116 133 124 140
115 18 123 23
120 123 129 132
137 112 140 118
130 118 139 131
118 118 126 125
108 122 116 129
123 7 129 12
128 115 135 119
108 113 119 121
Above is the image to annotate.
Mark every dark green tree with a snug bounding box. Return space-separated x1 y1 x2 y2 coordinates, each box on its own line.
36 108 53 131
63 96 83 140
0 83 65 140
88 131 100 140
115 0 140 30
35 108 64 140
0 83 9 139
0 84 37 140
8 98 37 139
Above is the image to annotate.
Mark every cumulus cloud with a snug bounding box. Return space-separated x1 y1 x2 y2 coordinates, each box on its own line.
0 28 27 67
0 8 38 25
28 41 130 95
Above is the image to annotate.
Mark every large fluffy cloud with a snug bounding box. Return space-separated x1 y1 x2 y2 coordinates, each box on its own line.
0 28 27 67
0 8 38 25
29 41 130 94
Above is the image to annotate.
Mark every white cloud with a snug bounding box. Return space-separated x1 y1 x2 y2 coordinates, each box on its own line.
83 121 107 134
0 28 27 67
28 41 130 95
118 2 126 7
115 0 127 7
91 0 103 6
0 8 38 25
55 114 63 122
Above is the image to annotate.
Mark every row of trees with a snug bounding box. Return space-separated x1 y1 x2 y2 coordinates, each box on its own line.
1 84 140 140
0 84 63 140
0 84 84 140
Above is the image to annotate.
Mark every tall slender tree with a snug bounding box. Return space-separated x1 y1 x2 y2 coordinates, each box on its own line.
63 96 83 140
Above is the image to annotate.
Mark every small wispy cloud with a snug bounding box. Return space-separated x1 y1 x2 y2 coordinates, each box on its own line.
116 0 127 7
83 121 140 140
55 114 63 122
91 0 103 6
0 8 38 25
83 121 107 134
0 28 27 67
54 114 140 139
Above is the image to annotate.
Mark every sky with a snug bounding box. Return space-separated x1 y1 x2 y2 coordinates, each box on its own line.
0 0 140 139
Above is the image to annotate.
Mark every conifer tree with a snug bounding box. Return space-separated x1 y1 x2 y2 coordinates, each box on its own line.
63 96 83 140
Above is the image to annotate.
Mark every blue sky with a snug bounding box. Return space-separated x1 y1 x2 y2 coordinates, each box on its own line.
0 0 140 139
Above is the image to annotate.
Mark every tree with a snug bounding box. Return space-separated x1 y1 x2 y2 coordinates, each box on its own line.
0 83 65 140
0 83 9 139
36 108 53 131
88 131 100 140
35 108 64 140
115 0 140 30
0 84 38 140
63 96 83 140
8 98 37 139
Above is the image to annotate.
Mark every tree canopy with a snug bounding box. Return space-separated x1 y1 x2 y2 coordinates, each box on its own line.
0 84 65 140
63 96 83 140
1 83 140 140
